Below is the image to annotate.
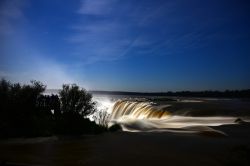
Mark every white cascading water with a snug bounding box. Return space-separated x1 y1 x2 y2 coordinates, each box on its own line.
110 100 171 120
107 100 240 135
93 97 246 136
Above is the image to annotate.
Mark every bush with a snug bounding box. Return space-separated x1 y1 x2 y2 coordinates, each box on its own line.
0 79 108 138
55 84 106 135
59 84 95 117
0 79 46 137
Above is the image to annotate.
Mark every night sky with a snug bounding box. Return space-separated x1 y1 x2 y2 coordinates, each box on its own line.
1 0 250 91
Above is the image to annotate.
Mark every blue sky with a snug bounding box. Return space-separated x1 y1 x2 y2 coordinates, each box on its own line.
0 0 250 91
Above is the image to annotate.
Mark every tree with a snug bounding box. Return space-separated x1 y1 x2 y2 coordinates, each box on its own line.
0 80 108 137
59 84 96 117
57 84 99 135
0 79 46 137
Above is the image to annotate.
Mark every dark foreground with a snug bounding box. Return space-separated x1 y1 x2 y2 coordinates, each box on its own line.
0 123 250 166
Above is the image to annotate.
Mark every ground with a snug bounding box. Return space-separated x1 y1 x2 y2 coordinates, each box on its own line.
0 123 250 166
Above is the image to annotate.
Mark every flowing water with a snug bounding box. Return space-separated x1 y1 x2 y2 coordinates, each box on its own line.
93 95 250 135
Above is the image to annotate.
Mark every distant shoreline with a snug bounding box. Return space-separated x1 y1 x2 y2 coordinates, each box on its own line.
45 89 250 98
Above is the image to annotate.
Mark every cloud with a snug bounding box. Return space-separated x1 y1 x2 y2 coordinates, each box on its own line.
69 21 126 43
71 39 133 64
78 0 115 15
69 0 184 64
69 0 166 64
69 0 224 64
0 0 27 35
131 31 208 57
69 1 136 64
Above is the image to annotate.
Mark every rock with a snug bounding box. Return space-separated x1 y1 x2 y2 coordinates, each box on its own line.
235 118 245 124
109 124 122 132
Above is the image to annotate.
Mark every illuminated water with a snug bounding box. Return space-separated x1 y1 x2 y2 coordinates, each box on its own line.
93 95 250 135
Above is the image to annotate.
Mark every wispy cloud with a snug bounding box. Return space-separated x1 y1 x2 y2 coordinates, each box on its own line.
78 0 115 15
69 0 203 64
69 0 169 64
0 0 27 35
68 0 235 65
68 0 138 64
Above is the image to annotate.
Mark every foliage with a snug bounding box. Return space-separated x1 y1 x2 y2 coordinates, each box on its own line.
59 84 96 117
0 79 107 138
56 84 105 135
0 79 47 137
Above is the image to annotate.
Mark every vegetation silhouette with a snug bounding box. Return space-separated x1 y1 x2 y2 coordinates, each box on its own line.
93 110 110 128
0 79 106 138
56 84 106 135
90 90 250 98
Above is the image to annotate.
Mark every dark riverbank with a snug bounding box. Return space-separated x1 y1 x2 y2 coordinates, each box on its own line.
1 123 250 166
89 89 250 98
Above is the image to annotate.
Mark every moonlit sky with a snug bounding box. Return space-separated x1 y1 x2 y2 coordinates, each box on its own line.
0 0 250 91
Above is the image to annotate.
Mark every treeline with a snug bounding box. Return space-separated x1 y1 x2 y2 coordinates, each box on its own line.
0 79 107 138
90 90 250 98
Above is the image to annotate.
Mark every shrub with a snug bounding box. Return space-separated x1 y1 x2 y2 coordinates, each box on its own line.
59 84 95 117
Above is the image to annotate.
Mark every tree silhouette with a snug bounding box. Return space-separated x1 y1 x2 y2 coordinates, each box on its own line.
0 79 46 137
57 84 100 135
59 84 96 117
0 79 107 137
